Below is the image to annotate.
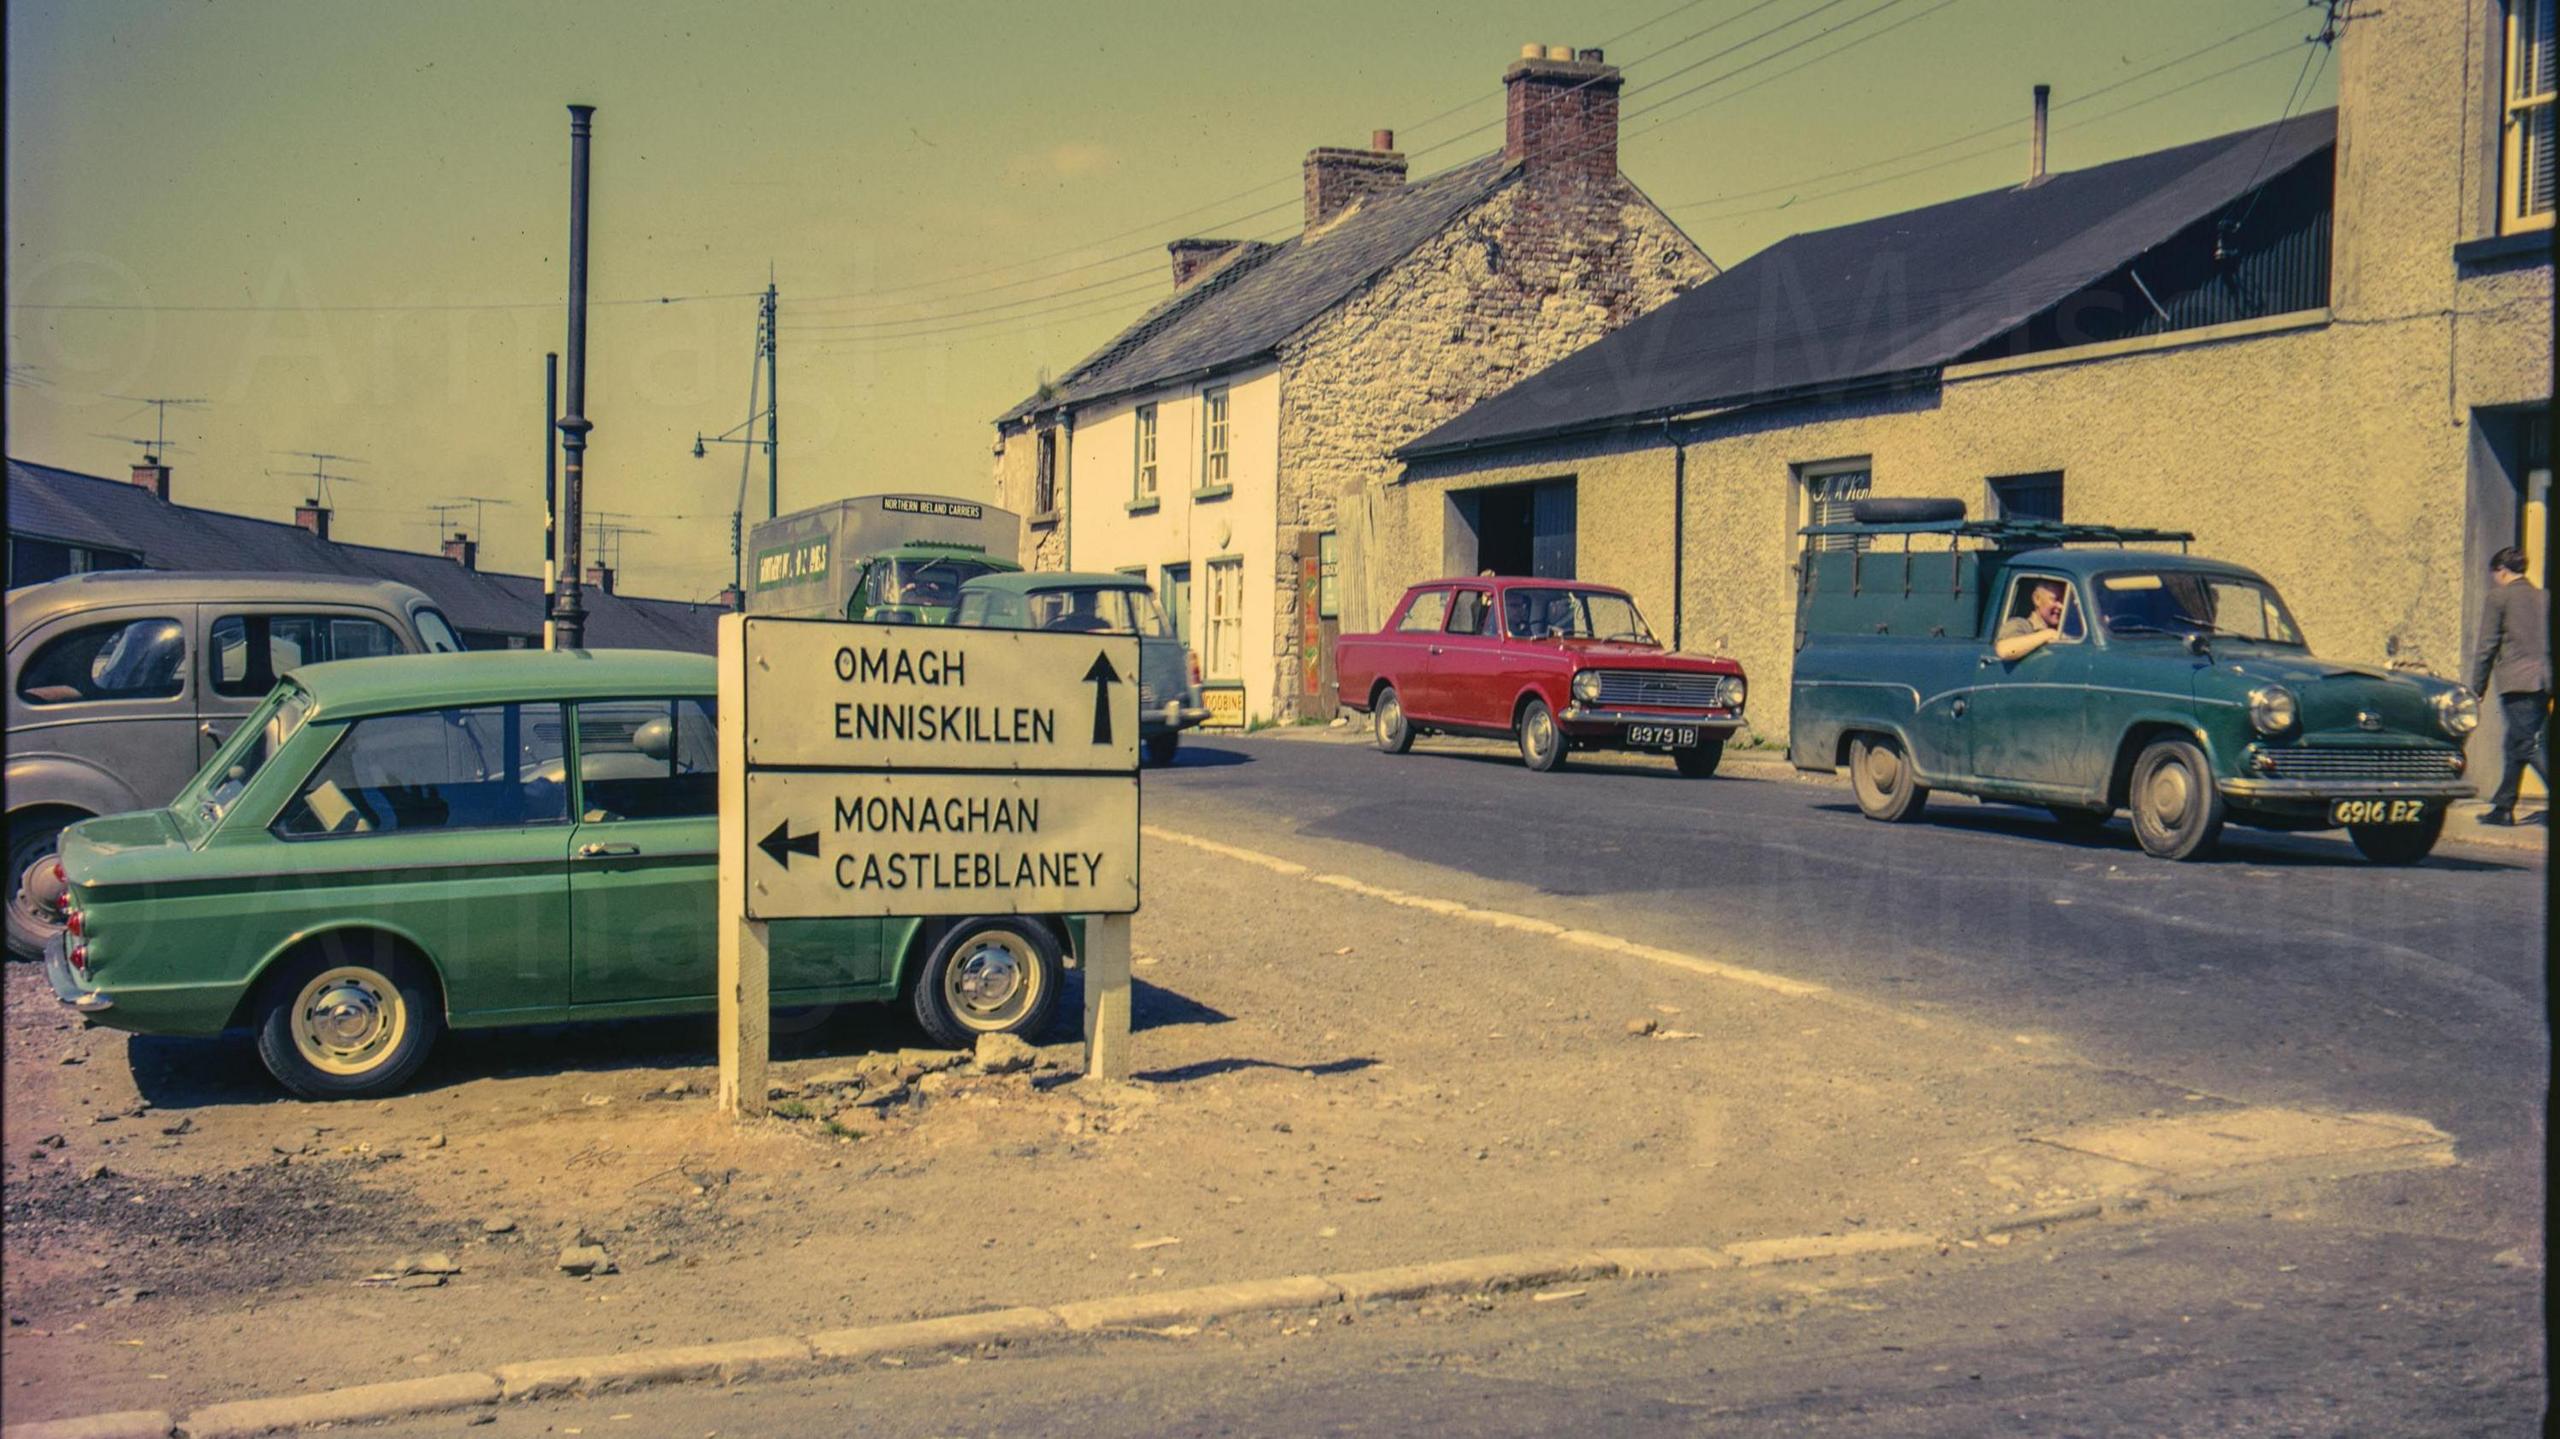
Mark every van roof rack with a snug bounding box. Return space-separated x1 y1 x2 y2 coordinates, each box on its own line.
1799 517 2193 549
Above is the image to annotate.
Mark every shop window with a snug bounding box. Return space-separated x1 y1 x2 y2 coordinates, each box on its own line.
1206 558 1244 680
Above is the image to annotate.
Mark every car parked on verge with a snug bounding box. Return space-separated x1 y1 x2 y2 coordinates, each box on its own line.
7 572 466 961
954 571 1208 766
41 649 1080 1098
1789 499 2479 863
1335 577 1747 775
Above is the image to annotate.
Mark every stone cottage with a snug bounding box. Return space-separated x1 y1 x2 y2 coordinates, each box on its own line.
992 43 1714 726
1388 0 2552 784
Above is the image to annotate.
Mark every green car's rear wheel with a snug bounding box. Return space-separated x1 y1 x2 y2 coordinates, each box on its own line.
912 918 1063 1049
254 940 442 1100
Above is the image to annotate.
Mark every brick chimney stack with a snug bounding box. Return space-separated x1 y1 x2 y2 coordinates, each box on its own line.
585 563 614 595
716 583 746 612
1304 129 1406 230
1504 43 1621 183
130 458 172 502
443 531 478 570
294 499 332 540
1169 238 1245 288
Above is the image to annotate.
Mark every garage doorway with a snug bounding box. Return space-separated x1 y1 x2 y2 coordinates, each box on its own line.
1447 478 1575 579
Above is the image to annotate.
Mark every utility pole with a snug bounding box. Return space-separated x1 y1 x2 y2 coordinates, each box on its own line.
544 352 559 649
763 276 779 522
551 104 596 650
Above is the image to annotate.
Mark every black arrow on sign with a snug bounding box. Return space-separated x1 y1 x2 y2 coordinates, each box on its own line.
758 819 819 868
1083 650 1123 745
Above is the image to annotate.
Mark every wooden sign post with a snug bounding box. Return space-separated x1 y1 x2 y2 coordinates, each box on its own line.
717 614 1142 1116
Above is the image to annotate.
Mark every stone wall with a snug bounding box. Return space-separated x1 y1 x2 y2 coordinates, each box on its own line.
990 419 1066 572
1271 171 1714 714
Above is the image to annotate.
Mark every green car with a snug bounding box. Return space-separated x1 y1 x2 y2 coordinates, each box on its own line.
42 649 1080 1098
1789 501 2479 864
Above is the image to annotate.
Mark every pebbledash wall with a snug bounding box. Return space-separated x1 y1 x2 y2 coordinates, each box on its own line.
1379 0 2552 765
994 46 1714 725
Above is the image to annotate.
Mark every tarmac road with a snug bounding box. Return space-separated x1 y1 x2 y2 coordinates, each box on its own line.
1146 732 2548 1193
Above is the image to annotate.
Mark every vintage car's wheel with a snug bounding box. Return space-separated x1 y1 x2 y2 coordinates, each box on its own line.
1143 733 1180 767
253 940 443 1100
1373 687 1415 754
2348 808 2446 866
2128 737 2226 861
2048 804 2112 837
1848 734 1929 822
912 918 1063 1049
6 814 80 963
1672 739 1726 778
1517 699 1568 772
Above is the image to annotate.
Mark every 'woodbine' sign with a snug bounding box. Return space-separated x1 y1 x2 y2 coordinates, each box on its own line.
728 617 1139 921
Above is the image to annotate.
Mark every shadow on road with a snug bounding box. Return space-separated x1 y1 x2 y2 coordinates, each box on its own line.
1131 977 1232 1031
1133 1054 1378 1084
1152 743 1254 769
1810 800 2526 872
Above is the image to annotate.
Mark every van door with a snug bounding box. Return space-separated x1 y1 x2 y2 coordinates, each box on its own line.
8 606 196 812
1968 573 2096 789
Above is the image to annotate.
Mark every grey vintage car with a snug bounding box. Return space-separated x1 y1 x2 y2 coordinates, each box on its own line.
6 572 465 958
954 571 1208 765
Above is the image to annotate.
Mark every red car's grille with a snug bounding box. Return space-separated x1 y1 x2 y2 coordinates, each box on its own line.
1591 671 1734 709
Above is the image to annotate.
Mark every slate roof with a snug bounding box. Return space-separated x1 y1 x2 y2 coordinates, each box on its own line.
6 458 720 652
1399 110 2338 459
997 154 1515 423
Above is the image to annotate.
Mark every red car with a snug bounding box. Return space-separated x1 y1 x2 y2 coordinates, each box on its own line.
1335 578 1747 776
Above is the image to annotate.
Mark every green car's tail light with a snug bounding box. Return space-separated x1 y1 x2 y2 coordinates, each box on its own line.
2246 685 2298 736
2435 689 2480 737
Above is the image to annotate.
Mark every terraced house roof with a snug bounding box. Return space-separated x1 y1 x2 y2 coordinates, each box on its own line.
997 153 1514 423
6 458 720 652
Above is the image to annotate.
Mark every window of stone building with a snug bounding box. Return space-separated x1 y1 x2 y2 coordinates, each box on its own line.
1133 404 1159 502
1205 558 1244 680
2506 0 2556 232
1202 387 1231 486
1034 426 1059 516
1797 461 1873 554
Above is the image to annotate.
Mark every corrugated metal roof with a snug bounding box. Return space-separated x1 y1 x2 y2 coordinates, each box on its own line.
1400 110 2338 459
6 458 719 652
998 154 1515 423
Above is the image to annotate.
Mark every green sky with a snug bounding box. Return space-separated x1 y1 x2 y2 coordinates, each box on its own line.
5 0 2337 602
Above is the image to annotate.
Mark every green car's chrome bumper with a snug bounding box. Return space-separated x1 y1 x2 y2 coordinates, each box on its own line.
43 936 116 1016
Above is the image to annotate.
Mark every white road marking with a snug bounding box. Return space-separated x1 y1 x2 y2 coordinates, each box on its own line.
1146 826 1824 999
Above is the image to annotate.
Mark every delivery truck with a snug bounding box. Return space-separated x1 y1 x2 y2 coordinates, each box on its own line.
745 494 1023 624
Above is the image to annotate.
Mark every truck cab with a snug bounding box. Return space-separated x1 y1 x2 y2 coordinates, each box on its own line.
1788 500 2478 864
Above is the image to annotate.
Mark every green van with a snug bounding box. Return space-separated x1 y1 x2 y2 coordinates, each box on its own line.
1789 501 2479 864
42 649 1079 1098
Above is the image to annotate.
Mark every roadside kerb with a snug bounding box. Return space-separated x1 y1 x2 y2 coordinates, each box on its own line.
39 1216 2160 1437
180 1373 498 1438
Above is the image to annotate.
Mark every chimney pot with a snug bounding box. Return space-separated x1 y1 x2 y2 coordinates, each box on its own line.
294 499 332 541
1519 42 1543 59
1372 128 1395 151
442 530 478 570
1504 44 1624 181
1577 47 1603 63
129 460 172 502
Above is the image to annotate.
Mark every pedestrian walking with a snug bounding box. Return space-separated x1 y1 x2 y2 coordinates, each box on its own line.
2470 546 2549 826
